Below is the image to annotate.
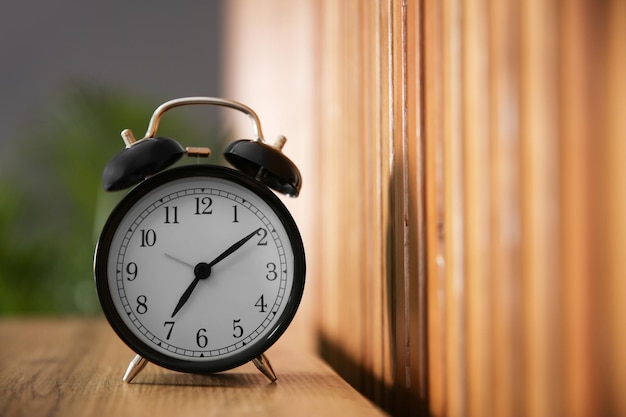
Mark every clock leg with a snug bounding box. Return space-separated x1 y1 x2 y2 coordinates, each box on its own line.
252 353 277 382
122 354 148 383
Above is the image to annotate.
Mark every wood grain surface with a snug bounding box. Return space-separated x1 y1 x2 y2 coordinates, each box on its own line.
0 318 387 417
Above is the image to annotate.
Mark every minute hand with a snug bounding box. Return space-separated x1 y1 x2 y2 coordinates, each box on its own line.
207 227 262 268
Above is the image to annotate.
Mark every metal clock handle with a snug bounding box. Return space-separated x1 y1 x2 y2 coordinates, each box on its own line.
145 96 266 142
121 96 266 147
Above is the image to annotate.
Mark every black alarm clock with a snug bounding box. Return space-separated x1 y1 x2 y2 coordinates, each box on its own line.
93 97 306 383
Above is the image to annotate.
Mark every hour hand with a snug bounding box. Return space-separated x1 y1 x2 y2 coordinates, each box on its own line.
170 261 213 318
171 278 199 318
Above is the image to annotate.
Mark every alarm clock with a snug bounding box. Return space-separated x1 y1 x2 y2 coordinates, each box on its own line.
93 97 306 383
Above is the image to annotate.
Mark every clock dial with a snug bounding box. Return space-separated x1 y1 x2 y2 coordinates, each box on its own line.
94 165 305 374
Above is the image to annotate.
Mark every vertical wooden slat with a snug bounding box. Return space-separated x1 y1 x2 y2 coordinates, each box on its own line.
390 0 406 403
406 0 429 414
362 1 386 407
317 0 344 378
461 0 492 416
559 1 599 415
423 0 447 414
361 1 374 397
519 1 562 416
374 0 396 407
605 1 626 413
442 0 467 414
488 1 524 416
339 0 364 387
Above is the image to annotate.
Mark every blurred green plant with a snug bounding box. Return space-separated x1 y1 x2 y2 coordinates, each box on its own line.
0 83 226 315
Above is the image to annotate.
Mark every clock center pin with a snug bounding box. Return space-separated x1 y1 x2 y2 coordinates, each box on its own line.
194 262 212 280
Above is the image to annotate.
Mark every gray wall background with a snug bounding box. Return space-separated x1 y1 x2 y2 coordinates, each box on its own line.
0 0 223 145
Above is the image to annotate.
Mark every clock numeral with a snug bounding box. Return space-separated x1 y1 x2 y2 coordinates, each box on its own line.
266 262 278 281
255 295 268 312
164 206 179 224
163 321 175 340
126 262 138 281
196 328 208 348
139 229 157 247
194 197 213 215
136 295 148 314
232 319 244 338
232 205 239 223
256 228 268 246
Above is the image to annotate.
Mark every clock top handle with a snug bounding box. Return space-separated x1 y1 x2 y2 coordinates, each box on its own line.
102 97 302 197
125 96 265 146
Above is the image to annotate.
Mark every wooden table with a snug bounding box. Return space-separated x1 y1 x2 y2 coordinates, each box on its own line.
0 318 386 417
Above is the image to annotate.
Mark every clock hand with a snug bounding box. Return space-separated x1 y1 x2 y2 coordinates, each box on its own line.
170 227 263 318
164 253 195 269
170 266 205 318
206 227 262 268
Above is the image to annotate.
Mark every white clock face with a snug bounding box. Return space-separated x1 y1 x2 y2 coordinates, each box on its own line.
95 165 305 373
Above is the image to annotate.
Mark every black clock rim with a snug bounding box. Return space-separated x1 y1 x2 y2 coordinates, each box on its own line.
94 164 306 375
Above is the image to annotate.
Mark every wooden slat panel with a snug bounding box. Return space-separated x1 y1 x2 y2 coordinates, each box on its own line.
223 1 626 416
314 3 398 412
313 2 426 414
